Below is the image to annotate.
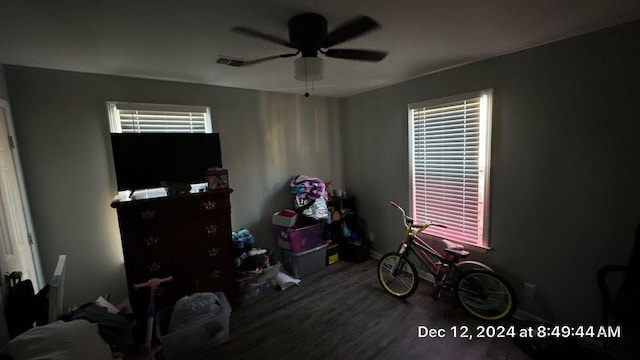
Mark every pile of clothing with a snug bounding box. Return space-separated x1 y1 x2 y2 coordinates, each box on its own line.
290 175 329 221
232 228 278 278
232 229 254 251
235 248 278 278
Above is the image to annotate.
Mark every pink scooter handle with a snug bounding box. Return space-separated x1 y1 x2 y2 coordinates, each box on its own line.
133 276 173 290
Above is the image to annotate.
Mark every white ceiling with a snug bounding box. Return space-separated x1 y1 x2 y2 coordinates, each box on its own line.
1 0 639 97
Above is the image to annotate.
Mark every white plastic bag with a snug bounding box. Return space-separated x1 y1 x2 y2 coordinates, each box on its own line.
294 196 328 220
168 292 222 333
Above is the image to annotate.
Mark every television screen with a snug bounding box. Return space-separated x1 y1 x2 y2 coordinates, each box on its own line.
110 133 223 191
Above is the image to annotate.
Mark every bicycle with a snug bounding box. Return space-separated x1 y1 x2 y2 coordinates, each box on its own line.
377 201 516 321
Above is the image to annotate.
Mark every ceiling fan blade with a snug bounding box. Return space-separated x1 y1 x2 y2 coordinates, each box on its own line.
322 16 380 48
217 52 298 67
324 49 387 62
232 26 295 49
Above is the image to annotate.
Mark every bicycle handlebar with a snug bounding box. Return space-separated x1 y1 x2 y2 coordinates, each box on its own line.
133 276 173 290
390 201 448 229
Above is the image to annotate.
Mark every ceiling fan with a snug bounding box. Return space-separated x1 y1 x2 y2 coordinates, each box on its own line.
217 13 388 83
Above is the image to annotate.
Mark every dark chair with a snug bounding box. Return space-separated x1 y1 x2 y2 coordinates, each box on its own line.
597 223 640 358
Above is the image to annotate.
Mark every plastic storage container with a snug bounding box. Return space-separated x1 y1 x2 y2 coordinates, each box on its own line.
272 209 298 227
236 263 281 301
155 292 231 360
281 243 328 278
275 222 325 253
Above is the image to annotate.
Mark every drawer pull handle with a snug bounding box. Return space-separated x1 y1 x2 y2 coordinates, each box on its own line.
144 236 159 246
203 201 216 210
208 248 220 257
141 210 156 220
210 270 222 279
206 225 218 234
147 261 162 272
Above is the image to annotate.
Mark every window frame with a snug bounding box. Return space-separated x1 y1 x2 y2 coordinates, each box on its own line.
408 89 493 250
106 101 212 134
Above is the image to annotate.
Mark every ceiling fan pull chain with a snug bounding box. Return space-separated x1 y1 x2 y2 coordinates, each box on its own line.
304 59 310 97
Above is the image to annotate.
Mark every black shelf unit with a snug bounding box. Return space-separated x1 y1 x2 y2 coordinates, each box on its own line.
326 196 369 262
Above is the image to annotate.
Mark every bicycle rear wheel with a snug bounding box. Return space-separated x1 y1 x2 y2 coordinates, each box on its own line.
378 252 418 299
455 270 516 321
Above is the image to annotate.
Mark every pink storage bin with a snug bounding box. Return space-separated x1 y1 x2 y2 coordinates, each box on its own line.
275 222 325 253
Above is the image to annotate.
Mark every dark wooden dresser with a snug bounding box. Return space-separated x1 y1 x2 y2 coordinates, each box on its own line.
111 188 238 338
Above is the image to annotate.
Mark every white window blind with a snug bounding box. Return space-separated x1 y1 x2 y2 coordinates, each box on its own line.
107 102 212 133
409 90 492 247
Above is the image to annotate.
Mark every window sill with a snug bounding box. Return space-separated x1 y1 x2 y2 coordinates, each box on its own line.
418 233 490 254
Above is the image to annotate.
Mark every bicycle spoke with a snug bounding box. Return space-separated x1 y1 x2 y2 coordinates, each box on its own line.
378 253 418 298
456 270 515 321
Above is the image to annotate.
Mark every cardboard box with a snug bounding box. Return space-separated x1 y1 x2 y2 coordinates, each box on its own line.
272 209 298 227
205 168 229 190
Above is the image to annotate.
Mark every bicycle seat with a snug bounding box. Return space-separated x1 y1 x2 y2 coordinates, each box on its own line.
442 240 470 258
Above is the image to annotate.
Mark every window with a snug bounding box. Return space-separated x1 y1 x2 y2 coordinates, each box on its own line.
409 90 493 248
107 102 212 133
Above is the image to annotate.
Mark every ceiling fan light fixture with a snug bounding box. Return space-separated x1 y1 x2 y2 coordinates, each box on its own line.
294 57 324 81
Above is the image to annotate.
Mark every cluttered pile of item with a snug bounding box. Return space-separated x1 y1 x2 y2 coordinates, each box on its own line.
232 229 285 301
272 175 332 278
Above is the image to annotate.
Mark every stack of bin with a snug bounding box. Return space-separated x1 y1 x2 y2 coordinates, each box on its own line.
272 211 327 278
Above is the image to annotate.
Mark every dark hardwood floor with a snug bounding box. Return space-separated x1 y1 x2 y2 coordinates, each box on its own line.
176 258 533 360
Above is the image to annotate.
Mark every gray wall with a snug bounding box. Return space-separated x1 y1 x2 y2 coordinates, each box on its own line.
341 20 640 325
0 66 8 101
4 67 342 307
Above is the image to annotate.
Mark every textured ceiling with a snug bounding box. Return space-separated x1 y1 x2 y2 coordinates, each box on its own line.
1 0 639 97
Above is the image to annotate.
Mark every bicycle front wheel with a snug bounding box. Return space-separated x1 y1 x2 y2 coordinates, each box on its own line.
455 270 516 321
378 252 418 299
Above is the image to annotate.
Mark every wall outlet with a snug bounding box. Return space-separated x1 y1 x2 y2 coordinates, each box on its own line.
524 282 536 297
369 232 375 242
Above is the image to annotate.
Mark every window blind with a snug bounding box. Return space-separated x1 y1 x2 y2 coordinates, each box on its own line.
409 90 492 247
107 102 212 133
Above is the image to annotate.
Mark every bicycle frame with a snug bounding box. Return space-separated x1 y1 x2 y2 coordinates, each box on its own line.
390 201 485 289
381 201 515 320
399 226 459 288
401 223 435 265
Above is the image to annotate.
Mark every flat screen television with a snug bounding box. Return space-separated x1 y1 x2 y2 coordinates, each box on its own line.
110 133 223 191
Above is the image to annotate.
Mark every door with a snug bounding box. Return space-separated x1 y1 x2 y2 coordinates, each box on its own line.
0 99 43 344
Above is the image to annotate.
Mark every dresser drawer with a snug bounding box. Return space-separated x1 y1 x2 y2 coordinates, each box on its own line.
177 195 231 218
122 216 229 254
121 229 170 258
183 264 233 294
116 202 173 225
124 239 232 290
182 242 231 267
125 255 179 284
167 217 230 245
